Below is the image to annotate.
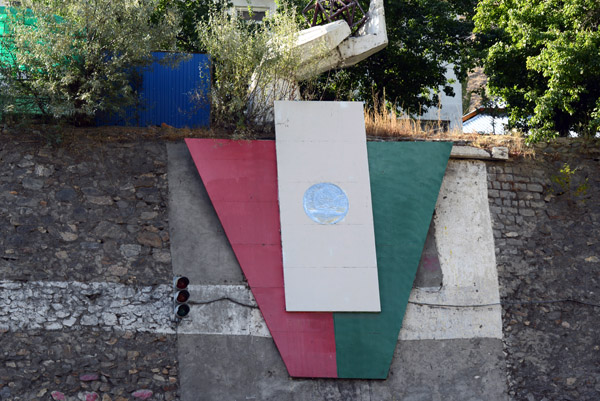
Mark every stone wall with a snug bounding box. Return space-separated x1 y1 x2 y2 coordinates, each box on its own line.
0 136 178 401
0 131 598 401
486 139 600 401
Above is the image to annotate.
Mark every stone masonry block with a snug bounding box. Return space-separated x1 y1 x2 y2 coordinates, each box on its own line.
513 175 530 183
526 183 544 193
497 174 514 182
500 191 517 199
519 209 536 217
490 206 502 215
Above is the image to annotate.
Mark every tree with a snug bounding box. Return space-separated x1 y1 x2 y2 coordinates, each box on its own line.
197 6 304 135
0 0 180 124
154 0 230 53
292 0 477 115
474 0 600 140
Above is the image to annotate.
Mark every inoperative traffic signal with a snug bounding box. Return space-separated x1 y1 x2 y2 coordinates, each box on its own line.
173 276 190 318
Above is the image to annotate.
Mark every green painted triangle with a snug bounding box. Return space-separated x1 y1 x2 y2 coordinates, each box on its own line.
334 141 452 379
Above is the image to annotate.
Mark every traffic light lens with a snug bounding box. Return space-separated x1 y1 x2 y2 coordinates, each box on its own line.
176 304 190 317
176 290 190 303
175 277 189 289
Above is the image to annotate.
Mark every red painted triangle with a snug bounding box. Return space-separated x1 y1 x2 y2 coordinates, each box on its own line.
185 138 337 378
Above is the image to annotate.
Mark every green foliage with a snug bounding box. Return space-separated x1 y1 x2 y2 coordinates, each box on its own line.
154 0 230 52
474 0 600 141
197 6 303 136
551 163 589 200
290 0 477 114
0 0 180 125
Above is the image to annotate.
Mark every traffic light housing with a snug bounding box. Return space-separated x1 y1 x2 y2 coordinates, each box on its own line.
173 276 190 318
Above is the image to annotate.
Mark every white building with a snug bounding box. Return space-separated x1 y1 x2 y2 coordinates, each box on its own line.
232 0 276 21
411 65 463 132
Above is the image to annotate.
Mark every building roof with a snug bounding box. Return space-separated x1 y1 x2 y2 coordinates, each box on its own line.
462 108 508 135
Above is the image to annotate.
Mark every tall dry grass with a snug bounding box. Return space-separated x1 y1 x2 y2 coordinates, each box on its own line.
364 95 460 139
363 95 532 157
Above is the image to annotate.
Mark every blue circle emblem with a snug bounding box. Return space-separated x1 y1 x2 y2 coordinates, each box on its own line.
303 183 349 225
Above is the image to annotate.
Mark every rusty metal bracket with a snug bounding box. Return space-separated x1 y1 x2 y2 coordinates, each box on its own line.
302 0 369 35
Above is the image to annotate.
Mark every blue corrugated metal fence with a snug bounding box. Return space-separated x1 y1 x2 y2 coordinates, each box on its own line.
98 52 211 128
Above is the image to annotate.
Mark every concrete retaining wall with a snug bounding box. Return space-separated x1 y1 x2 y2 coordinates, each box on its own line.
1 132 598 401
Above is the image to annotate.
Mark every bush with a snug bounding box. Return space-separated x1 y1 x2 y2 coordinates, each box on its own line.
197 6 304 136
0 0 180 125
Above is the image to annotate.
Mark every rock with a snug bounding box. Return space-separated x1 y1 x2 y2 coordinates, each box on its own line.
0 386 11 400
585 256 599 263
93 222 126 240
87 196 114 206
22 177 45 190
547 311 561 320
137 232 162 248
107 265 128 277
566 377 577 386
152 250 171 263
0 387 10 399
83 392 99 401
56 188 78 202
55 251 69 259
59 232 78 242
140 212 158 220
80 315 99 326
451 146 491 159
132 389 153 400
527 183 544 193
35 165 54 177
102 313 118 326
80 373 100 382
119 244 141 259
51 391 66 400
491 147 509 160
45 322 63 330
539 224 552 235
17 158 34 168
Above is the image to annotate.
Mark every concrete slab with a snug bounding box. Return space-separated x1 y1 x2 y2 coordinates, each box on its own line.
166 142 244 284
274 101 379 312
178 334 509 401
399 160 503 341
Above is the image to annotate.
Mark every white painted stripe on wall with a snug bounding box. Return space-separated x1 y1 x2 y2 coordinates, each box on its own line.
0 280 176 334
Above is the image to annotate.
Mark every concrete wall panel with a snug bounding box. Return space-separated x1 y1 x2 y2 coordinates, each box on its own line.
274 101 380 312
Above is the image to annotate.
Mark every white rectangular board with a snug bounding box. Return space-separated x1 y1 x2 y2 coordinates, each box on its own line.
274 101 380 312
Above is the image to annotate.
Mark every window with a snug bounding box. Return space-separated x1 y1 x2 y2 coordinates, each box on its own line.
235 6 269 21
